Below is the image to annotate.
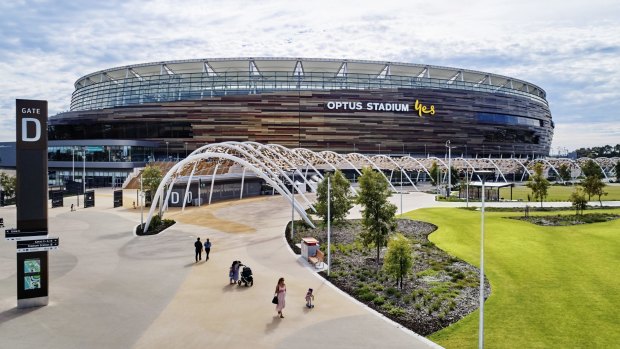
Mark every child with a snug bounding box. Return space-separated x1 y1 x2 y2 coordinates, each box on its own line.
305 288 315 308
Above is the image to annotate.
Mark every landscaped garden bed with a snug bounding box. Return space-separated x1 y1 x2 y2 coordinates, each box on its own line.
136 215 175 236
287 218 490 336
512 213 620 226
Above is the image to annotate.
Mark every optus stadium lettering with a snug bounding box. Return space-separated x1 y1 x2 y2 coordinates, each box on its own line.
325 100 435 116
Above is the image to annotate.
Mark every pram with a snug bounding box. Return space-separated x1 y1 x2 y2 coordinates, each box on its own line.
237 266 254 287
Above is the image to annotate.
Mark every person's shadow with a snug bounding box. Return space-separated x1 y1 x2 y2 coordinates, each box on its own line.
264 315 282 333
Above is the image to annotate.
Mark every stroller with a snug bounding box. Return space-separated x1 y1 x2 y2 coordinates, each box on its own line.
237 266 254 287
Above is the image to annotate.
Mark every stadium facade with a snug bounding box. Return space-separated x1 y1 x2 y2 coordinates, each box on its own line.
48 57 553 161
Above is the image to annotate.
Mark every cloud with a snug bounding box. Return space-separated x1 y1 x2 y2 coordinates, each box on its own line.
0 0 618 151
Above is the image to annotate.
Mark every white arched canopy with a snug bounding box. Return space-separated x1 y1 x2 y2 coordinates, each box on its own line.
142 141 609 233
144 152 316 233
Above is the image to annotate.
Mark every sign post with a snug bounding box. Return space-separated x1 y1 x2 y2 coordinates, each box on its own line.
15 99 51 308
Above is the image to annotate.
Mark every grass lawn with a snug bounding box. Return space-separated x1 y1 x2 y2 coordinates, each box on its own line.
498 183 620 202
405 207 620 349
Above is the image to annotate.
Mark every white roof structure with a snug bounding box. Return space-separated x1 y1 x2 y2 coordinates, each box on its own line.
74 57 547 105
143 141 618 233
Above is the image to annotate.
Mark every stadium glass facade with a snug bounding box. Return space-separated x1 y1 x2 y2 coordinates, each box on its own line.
45 58 553 181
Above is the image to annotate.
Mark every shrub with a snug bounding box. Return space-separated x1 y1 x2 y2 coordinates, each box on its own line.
386 287 399 296
388 306 406 317
373 296 386 306
359 292 376 302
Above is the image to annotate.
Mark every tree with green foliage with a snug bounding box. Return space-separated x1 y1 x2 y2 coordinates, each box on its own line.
557 164 572 182
575 144 620 158
615 160 620 182
356 167 398 272
315 170 354 224
526 163 550 207
581 159 602 179
0 172 17 199
449 166 459 187
569 188 588 215
383 233 414 289
581 175 607 206
429 161 440 186
141 165 163 199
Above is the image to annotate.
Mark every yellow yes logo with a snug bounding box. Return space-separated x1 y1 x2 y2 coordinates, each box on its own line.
414 100 435 117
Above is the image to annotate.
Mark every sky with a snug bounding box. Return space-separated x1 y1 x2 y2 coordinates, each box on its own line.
1 0 619 152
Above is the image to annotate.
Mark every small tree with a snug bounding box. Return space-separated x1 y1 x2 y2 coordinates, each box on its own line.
581 159 602 178
315 170 354 224
141 165 163 199
558 164 572 182
526 163 550 208
569 188 587 215
0 172 17 198
615 160 620 182
449 166 459 187
383 233 414 289
429 161 440 186
581 175 607 206
357 167 398 272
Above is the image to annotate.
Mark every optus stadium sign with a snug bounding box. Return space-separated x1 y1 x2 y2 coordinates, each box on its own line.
325 100 435 117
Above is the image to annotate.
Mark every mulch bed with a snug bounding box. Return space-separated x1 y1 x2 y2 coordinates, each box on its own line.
511 213 620 226
287 218 489 336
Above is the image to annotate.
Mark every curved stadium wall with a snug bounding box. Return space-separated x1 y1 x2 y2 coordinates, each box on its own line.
49 57 554 157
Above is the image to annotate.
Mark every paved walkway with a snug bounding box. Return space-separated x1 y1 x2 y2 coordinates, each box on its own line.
2 188 618 348
0 190 440 348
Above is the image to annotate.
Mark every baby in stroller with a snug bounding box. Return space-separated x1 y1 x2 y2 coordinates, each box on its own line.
238 265 254 286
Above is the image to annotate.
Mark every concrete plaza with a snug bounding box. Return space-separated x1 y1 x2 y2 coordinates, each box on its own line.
0 189 442 349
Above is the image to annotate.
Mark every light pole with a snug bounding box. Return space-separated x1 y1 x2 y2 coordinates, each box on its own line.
446 140 452 197
474 170 493 349
291 178 295 241
185 142 188 158
327 174 331 276
82 146 86 205
140 172 144 229
166 141 169 161
400 168 403 216
466 169 470 208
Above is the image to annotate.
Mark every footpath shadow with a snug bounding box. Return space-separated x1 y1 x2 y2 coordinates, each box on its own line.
0 306 40 325
264 315 282 334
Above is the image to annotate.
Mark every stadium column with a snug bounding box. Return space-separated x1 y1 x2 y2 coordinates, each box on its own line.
15 99 50 308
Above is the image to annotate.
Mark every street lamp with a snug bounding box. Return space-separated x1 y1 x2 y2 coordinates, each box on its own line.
185 142 188 158
473 169 493 349
140 172 144 229
446 140 452 197
327 174 331 276
291 177 295 242
400 167 403 216
82 146 86 205
166 141 169 161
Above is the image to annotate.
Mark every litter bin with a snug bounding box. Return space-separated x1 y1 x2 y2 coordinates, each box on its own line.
301 237 319 260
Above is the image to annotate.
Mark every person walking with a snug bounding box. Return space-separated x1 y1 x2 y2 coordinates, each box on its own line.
274 277 287 318
229 260 242 284
194 237 202 263
305 288 315 308
204 239 211 260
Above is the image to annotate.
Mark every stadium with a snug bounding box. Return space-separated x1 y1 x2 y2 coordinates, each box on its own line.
49 57 554 159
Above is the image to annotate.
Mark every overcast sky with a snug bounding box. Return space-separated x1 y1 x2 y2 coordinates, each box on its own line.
1 0 619 152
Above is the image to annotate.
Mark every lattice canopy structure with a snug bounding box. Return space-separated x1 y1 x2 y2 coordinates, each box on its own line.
143 142 619 233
